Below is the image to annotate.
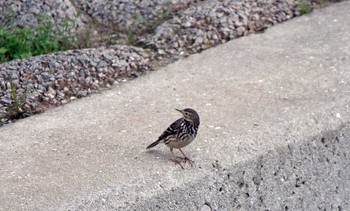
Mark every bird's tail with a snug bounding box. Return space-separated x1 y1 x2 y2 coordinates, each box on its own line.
146 139 161 149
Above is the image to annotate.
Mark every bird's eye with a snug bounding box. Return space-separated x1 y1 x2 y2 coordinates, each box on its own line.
185 112 189 116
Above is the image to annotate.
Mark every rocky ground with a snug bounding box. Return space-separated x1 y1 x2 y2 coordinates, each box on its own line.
0 46 151 122
0 0 327 124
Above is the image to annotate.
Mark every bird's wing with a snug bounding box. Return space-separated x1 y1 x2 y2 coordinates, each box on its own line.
158 118 183 141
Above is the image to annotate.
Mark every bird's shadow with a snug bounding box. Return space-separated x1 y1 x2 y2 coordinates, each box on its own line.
144 149 170 160
144 148 191 162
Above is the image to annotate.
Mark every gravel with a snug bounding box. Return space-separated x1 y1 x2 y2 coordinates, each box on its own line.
149 0 299 58
0 0 84 29
0 46 151 122
70 0 299 58
72 0 198 34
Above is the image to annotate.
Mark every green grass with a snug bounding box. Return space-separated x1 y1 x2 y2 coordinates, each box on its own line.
297 0 313 14
0 14 77 63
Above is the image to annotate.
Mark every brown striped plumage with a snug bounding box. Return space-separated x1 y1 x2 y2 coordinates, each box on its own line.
146 108 200 169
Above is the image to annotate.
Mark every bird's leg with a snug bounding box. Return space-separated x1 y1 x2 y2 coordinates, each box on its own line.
178 148 193 167
170 148 184 169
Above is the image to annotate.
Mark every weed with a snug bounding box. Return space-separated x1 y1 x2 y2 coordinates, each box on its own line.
56 16 77 49
173 26 181 36
127 29 137 45
5 79 29 120
0 13 77 63
205 40 212 49
124 10 174 46
297 0 313 14
105 33 122 46
77 27 94 48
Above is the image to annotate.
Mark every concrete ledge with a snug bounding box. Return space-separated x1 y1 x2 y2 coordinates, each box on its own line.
1 1 350 210
129 124 350 210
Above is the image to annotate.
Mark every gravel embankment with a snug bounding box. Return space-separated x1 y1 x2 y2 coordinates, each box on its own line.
0 46 151 123
150 0 299 58
0 0 305 124
72 0 196 34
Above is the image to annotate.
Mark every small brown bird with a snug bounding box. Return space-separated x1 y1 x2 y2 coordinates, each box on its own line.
146 108 200 169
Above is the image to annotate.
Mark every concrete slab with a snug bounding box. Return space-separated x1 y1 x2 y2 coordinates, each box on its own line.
1 1 350 210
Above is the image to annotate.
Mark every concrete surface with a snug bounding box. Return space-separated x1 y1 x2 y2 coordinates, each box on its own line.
1 1 350 210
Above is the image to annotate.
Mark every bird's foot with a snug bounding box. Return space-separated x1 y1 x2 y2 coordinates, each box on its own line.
181 156 193 167
171 159 184 169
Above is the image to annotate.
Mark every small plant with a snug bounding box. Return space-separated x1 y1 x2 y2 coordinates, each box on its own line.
172 26 181 36
77 27 94 48
297 0 313 15
126 29 138 45
205 40 212 49
129 9 174 35
124 10 174 47
0 13 77 63
56 16 77 49
5 79 29 120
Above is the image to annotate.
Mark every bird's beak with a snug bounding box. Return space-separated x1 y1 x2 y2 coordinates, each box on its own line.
175 109 183 114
